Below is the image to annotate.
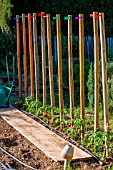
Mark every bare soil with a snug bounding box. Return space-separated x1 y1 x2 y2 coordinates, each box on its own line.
0 116 113 170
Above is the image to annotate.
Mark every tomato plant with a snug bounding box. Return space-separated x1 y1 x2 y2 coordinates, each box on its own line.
13 96 113 159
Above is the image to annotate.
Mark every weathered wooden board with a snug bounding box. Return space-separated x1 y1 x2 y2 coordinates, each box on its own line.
0 106 92 162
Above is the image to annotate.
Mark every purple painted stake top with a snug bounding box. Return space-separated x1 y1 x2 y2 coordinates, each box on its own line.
75 16 83 20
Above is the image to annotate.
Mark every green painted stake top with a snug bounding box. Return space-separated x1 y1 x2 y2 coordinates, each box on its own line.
64 16 70 20
53 16 60 20
19 16 25 18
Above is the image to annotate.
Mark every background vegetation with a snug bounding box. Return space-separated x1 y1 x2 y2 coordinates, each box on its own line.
0 0 113 111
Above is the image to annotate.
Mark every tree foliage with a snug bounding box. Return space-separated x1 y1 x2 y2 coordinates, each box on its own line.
0 0 13 32
0 29 16 74
0 0 112 35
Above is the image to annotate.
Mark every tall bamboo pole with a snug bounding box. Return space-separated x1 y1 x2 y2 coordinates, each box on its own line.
46 14 55 110
41 12 46 105
79 14 84 139
13 55 15 81
56 14 64 120
22 13 28 97
99 13 109 157
16 15 22 98
68 15 74 124
28 13 34 97
33 13 39 100
6 55 9 82
93 12 99 132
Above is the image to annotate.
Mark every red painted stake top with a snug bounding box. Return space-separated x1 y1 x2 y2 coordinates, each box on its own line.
90 14 101 18
38 13 45 16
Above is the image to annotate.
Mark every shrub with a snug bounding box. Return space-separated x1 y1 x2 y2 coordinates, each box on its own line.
86 62 94 108
62 34 78 59
87 61 113 113
107 63 113 112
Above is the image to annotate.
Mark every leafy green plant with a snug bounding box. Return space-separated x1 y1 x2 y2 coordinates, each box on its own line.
62 34 78 59
23 96 42 113
107 63 113 112
13 95 113 159
86 62 94 108
81 130 109 157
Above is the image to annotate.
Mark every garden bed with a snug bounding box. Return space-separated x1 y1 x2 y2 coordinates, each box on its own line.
0 116 113 170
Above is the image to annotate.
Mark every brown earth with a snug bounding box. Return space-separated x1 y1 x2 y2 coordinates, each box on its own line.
0 116 113 170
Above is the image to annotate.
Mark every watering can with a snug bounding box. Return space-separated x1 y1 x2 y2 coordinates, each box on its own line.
0 81 14 107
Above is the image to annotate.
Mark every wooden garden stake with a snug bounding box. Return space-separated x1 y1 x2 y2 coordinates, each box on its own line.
41 12 46 105
33 13 40 100
99 13 109 157
28 13 34 97
79 14 84 139
68 15 74 124
22 13 28 97
93 12 99 132
13 55 15 81
56 14 64 120
46 14 55 111
16 15 22 98
6 55 9 82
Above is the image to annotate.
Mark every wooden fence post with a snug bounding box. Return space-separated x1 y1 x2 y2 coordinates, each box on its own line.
22 13 28 97
46 14 55 110
56 14 64 120
28 13 34 97
79 14 84 139
93 12 99 132
16 15 22 98
33 13 40 100
68 15 74 124
99 12 109 157
41 12 46 105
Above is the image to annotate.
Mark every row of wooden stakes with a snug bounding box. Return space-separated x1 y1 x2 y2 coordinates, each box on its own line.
16 12 109 156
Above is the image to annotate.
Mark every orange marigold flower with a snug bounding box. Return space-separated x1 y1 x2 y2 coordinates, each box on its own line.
87 143 90 147
14 101 18 105
49 119 53 125
76 143 80 147
48 115 52 119
93 145 96 150
43 112 47 117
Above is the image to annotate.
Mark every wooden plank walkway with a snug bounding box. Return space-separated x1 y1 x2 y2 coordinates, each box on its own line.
0 106 92 162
